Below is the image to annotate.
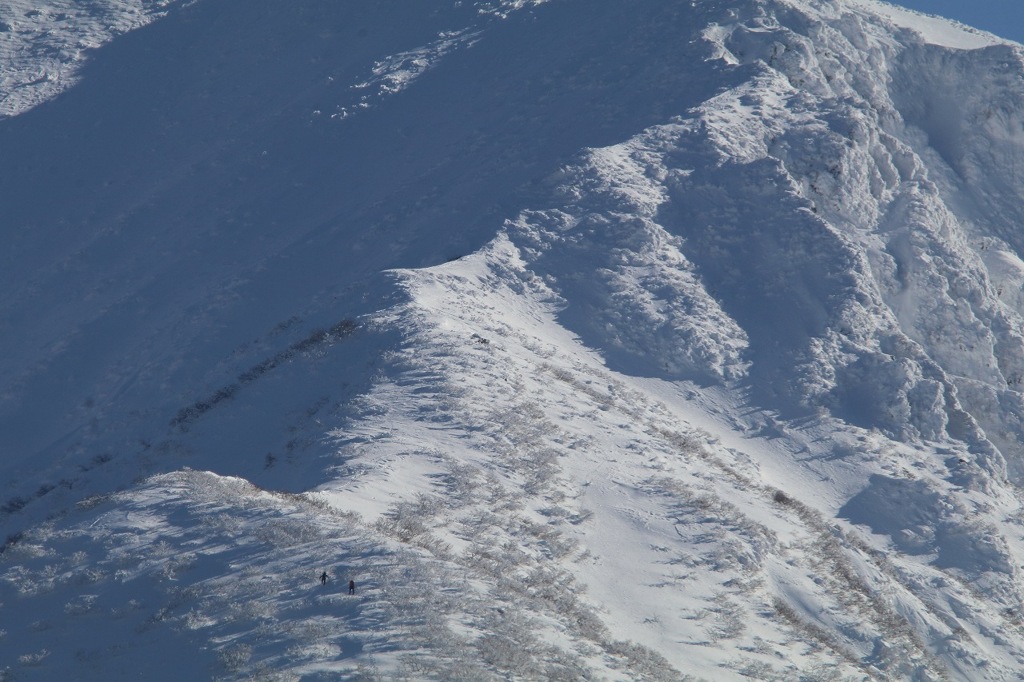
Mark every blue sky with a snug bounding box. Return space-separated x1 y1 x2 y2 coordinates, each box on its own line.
890 1 1024 43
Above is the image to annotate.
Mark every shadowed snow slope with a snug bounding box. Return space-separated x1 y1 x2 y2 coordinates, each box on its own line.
5 0 1024 679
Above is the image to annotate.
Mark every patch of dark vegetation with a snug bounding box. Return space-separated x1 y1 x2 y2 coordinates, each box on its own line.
271 315 302 335
171 318 358 429
79 452 114 472
0 531 24 554
171 384 241 427
238 359 274 384
1 496 30 514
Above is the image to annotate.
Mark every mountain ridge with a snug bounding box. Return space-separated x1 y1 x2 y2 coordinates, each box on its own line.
5 0 1024 679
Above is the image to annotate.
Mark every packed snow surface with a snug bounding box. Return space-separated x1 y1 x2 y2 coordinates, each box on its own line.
5 0 1024 680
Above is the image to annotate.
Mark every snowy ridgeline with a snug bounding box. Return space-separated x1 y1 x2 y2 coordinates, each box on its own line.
6 0 1024 680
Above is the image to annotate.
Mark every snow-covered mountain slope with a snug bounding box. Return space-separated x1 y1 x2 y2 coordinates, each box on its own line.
6 0 1024 679
0 0 178 118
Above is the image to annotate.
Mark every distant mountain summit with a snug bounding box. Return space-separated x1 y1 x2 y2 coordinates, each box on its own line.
4 1 1024 679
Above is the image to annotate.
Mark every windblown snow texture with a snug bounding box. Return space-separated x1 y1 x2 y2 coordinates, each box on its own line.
4 0 1024 679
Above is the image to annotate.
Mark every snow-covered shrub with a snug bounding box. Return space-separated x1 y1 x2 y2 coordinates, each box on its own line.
255 519 324 548
707 593 746 641
352 661 386 682
772 598 858 667
477 632 536 674
110 599 144 619
375 506 429 542
605 639 681 681
69 565 104 586
18 648 50 665
218 643 253 672
64 594 98 615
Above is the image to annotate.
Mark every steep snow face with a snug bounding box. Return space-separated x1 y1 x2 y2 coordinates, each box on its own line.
7 0 1024 680
507 138 751 384
680 0 1024 474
